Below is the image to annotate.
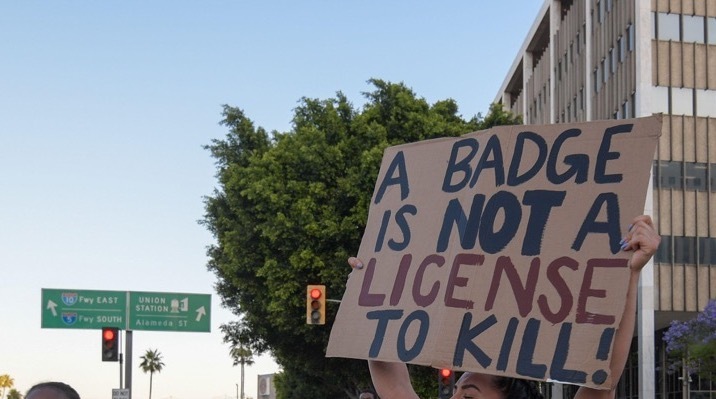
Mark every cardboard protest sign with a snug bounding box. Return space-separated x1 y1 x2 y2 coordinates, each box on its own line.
326 116 661 389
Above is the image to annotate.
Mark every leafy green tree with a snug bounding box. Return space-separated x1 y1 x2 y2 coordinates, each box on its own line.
203 79 520 397
6 389 21 399
139 349 165 399
475 102 523 130
0 374 14 399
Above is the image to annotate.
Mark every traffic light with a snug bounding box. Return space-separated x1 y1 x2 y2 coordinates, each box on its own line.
438 368 454 399
101 327 119 362
306 285 326 325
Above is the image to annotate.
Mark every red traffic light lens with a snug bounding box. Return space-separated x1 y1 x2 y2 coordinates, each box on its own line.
440 368 452 378
103 329 115 341
310 288 322 299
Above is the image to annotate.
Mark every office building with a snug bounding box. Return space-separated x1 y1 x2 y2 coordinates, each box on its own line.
494 0 716 397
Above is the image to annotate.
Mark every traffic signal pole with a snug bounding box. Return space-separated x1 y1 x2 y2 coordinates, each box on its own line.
119 352 123 390
125 330 133 399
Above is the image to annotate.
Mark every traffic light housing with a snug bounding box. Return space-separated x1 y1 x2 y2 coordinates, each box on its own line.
438 368 454 399
101 327 119 362
306 285 326 325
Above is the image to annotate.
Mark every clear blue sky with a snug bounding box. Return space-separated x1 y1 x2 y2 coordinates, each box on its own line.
0 2 543 398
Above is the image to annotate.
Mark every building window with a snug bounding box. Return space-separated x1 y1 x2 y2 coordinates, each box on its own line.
708 17 716 44
597 0 603 24
583 23 587 45
602 58 608 83
618 35 625 62
627 23 635 51
685 163 708 191
610 47 616 74
579 87 584 109
576 31 581 54
672 87 694 115
594 68 600 93
657 13 680 41
674 236 697 264
653 160 716 192
606 0 612 12
654 160 682 189
655 236 673 263
655 235 716 265
630 92 636 117
683 14 705 43
697 88 716 117
538 93 542 112
572 97 577 119
698 237 712 264
558 60 562 80
653 86 669 112
621 100 628 119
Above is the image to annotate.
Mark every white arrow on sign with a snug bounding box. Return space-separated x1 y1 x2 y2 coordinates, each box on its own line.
47 300 58 317
195 306 206 322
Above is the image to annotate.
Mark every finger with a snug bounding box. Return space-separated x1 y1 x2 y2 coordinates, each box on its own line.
621 218 649 251
348 257 364 270
622 220 660 261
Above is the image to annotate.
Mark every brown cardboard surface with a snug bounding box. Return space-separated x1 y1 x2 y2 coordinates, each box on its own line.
326 116 661 389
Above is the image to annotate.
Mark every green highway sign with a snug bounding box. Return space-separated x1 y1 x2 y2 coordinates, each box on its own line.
41 289 212 332
129 291 211 332
41 289 127 330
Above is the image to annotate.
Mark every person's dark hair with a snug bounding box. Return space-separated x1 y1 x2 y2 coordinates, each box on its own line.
494 376 545 399
26 382 81 399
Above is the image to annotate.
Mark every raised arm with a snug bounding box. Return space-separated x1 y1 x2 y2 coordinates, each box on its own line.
575 215 660 399
348 257 420 399
368 360 421 399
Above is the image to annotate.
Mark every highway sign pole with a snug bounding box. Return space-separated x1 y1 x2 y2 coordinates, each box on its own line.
119 352 123 391
126 330 133 399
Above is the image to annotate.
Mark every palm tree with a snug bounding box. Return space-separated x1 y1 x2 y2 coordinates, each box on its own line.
220 320 254 399
139 349 164 399
6 389 21 399
0 374 14 399
231 345 254 399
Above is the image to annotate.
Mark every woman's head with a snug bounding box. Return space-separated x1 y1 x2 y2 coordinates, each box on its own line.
452 372 544 399
26 382 80 399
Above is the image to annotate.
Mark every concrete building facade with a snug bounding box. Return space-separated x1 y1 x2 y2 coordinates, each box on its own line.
494 0 716 397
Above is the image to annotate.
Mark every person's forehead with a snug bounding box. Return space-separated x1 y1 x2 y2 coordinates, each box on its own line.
458 372 495 387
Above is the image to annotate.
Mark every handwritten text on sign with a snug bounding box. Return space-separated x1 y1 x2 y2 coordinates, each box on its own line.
327 117 660 389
